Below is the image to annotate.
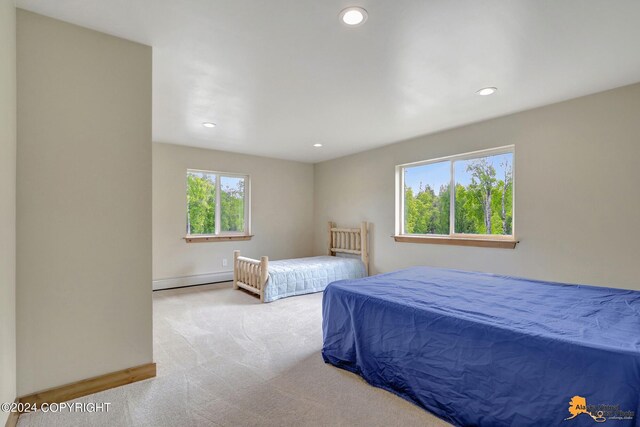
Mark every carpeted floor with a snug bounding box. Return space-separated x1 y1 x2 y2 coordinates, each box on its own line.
18 283 451 426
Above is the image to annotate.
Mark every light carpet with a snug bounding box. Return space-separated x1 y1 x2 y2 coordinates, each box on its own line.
18 283 451 426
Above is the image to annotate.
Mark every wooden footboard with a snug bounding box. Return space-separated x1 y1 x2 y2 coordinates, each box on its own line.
233 250 269 302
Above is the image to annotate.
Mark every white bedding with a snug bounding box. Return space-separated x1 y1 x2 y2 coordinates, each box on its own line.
264 256 366 302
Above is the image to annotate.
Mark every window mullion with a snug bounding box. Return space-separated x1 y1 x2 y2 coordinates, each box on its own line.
245 177 250 235
449 161 455 236
400 167 405 235
215 174 221 235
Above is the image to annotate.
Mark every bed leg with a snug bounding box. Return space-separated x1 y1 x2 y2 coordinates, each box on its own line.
259 256 268 303
328 221 335 256
233 250 240 290
361 221 369 276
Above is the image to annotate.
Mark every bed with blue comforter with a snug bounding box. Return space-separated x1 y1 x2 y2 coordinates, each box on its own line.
322 266 640 426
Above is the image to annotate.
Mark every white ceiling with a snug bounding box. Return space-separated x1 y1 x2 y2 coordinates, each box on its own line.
16 0 640 163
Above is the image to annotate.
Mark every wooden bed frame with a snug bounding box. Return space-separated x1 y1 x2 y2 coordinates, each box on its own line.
233 221 369 302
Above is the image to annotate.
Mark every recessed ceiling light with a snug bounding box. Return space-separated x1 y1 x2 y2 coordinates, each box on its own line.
202 122 216 128
313 143 323 148
339 7 368 26
476 87 497 96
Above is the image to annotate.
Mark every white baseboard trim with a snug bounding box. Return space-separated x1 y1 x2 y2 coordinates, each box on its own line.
153 271 233 290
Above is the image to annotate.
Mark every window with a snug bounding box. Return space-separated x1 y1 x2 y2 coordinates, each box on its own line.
186 170 250 241
396 146 515 248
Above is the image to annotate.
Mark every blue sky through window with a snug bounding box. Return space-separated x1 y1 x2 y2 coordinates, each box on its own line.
404 161 450 195
404 153 512 194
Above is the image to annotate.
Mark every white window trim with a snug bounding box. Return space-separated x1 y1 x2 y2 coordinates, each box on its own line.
186 169 251 237
395 145 515 239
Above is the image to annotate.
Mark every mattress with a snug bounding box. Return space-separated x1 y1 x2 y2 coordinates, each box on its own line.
322 266 640 426
264 256 366 302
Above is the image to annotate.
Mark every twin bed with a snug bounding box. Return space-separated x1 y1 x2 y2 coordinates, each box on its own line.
233 221 369 302
322 267 640 426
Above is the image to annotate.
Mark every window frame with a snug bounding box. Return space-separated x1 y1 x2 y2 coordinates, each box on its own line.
395 145 516 246
185 169 251 238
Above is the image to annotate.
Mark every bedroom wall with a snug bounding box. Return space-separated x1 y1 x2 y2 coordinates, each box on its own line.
17 10 152 395
0 0 16 422
153 142 314 289
314 83 640 290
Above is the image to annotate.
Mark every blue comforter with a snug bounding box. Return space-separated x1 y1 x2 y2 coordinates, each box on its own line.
322 267 640 426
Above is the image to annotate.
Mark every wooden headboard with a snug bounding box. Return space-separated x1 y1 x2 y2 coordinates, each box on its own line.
327 221 369 275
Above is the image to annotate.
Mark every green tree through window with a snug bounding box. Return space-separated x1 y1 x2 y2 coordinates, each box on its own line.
187 170 249 235
187 172 216 234
402 150 513 236
220 176 245 233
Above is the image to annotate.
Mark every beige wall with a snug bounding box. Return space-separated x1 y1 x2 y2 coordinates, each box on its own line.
314 83 640 290
153 143 314 287
0 0 16 422
17 10 152 395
